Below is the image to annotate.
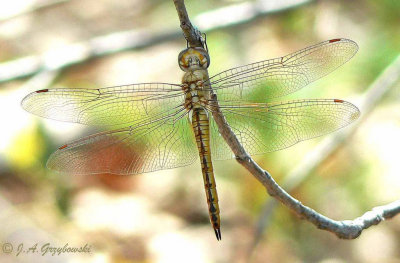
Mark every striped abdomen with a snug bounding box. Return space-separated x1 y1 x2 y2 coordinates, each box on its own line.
191 108 221 240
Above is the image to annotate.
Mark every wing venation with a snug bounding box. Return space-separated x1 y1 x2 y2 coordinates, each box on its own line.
208 38 358 102
210 99 360 160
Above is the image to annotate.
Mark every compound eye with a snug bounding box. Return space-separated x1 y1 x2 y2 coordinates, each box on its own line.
178 48 190 72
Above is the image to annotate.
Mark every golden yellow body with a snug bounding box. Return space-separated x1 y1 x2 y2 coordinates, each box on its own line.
179 47 221 240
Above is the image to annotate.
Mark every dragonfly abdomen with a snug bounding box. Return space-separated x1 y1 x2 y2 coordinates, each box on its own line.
191 108 221 240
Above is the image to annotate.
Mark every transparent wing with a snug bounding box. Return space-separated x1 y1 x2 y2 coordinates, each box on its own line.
208 38 358 102
47 111 197 175
21 83 185 126
210 99 360 160
22 83 198 175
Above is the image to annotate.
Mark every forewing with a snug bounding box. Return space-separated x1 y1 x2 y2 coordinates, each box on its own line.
47 111 197 175
208 39 358 102
210 99 360 160
21 83 185 126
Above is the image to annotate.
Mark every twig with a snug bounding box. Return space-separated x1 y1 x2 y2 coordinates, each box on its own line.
173 0 203 47
173 0 400 241
250 53 400 252
0 0 311 84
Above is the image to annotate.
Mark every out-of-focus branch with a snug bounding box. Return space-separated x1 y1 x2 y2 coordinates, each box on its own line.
173 0 400 242
0 0 68 22
0 0 311 84
195 0 311 31
250 53 400 251
0 30 181 84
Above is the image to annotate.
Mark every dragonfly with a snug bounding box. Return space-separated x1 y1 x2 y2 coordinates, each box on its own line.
22 38 360 240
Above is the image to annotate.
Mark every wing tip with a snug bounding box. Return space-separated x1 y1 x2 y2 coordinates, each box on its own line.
21 89 50 112
328 37 359 53
46 149 85 175
333 98 361 121
352 104 361 120
20 92 35 110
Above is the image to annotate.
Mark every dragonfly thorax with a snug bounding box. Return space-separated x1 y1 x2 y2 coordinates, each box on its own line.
180 48 211 112
182 75 210 111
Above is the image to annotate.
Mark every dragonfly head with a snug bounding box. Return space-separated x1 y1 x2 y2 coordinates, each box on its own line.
178 47 210 72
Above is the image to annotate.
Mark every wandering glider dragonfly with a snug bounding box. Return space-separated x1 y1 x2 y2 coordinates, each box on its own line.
22 38 360 240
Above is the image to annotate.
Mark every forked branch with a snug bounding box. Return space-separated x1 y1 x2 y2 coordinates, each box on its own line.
173 0 400 239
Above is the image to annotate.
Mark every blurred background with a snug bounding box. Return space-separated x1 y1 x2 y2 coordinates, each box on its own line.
0 0 399 262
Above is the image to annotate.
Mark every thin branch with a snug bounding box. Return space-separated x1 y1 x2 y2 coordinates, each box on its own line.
250 53 400 252
0 0 311 84
173 0 400 241
173 0 203 47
